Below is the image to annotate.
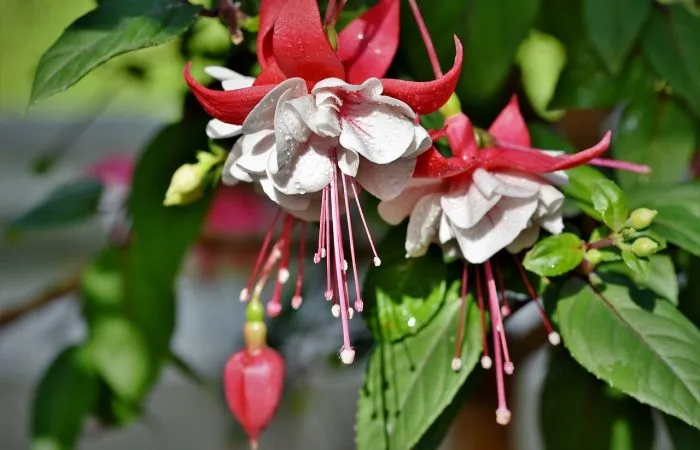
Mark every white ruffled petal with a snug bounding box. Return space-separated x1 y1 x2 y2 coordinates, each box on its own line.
441 179 501 229
356 157 416 201
402 124 432 159
338 148 359 177
537 184 565 212
205 66 244 82
271 89 313 174
222 76 255 91
377 179 442 225
339 101 414 164
438 214 454 244
452 196 539 264
405 194 442 258
270 135 335 195
237 130 275 174
243 78 307 133
506 225 540 254
540 211 565 235
206 119 243 139
259 177 312 211
222 140 252 185
488 171 540 198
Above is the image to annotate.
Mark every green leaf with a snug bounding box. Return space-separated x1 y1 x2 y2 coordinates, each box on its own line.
592 180 629 231
31 346 98 450
362 230 447 342
523 233 585 277
400 0 540 109
642 8 700 117
542 0 654 109
583 0 652 74
627 183 700 256
663 413 700 450
6 179 103 234
553 275 700 429
620 250 651 282
356 231 483 450
127 120 213 361
600 255 678 304
541 347 654 450
29 0 201 105
613 94 695 190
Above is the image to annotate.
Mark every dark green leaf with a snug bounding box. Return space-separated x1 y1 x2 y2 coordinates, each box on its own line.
362 230 447 342
621 249 651 282
356 230 482 450
613 94 695 190
31 346 98 450
127 120 213 361
553 275 700 429
30 0 201 104
523 233 585 276
642 8 700 117
592 180 629 231
663 413 700 450
400 0 540 108
600 255 678 304
541 347 654 450
7 179 103 233
628 183 700 256
583 0 651 74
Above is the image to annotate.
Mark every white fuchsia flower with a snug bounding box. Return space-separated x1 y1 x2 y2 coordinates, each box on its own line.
187 0 463 364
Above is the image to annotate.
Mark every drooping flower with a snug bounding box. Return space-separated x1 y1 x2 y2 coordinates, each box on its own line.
188 0 462 364
379 97 626 425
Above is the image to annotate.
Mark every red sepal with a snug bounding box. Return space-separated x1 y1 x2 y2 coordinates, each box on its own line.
256 0 288 69
488 96 531 147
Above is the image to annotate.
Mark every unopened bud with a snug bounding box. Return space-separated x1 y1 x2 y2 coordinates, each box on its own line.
628 208 657 230
631 237 660 257
439 93 462 118
163 164 205 206
586 249 603 265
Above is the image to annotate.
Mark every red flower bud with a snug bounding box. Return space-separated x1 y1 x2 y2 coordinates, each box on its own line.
224 346 285 449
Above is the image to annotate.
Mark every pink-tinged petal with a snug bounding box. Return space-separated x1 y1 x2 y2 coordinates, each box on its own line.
378 178 443 225
381 37 463 114
87 155 134 185
406 194 442 257
441 176 501 229
337 0 400 83
272 0 345 83
185 63 274 125
445 113 478 160
244 78 307 134
254 61 287 86
356 157 416 201
257 0 289 69
413 147 471 178
452 196 539 264
488 96 530 147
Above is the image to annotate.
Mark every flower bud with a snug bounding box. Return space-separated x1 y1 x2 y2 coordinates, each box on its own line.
439 93 462 118
628 208 657 230
631 237 660 257
224 347 284 449
163 163 206 206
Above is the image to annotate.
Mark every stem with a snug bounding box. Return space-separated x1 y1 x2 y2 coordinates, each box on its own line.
407 0 443 78
0 275 79 328
587 237 615 250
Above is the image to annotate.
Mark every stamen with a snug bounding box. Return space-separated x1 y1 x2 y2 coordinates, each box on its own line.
329 157 354 364
315 187 328 264
452 263 469 372
475 266 492 369
341 173 364 313
241 210 282 301
513 256 558 340
324 186 334 301
484 260 511 425
251 242 283 301
495 261 511 317
267 217 294 317
407 0 443 78
292 222 307 310
349 181 381 266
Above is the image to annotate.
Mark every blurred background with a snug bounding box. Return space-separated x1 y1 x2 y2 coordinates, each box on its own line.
1 0 698 449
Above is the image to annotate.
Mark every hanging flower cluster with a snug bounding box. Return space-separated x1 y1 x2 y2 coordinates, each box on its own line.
173 0 651 441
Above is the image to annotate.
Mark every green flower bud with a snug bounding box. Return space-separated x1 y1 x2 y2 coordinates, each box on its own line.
163 163 206 206
438 93 462 118
628 208 657 230
586 249 603 265
631 237 660 257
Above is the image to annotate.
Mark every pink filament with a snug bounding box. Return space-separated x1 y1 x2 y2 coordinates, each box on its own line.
349 181 380 265
453 264 469 366
341 173 364 312
484 260 511 423
242 210 282 301
407 0 443 78
513 256 555 335
329 158 352 354
475 266 491 362
294 222 307 301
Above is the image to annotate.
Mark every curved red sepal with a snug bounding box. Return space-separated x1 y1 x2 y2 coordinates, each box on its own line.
272 0 345 83
381 37 463 114
224 347 285 446
256 0 288 69
254 61 287 86
481 132 612 173
184 63 274 125
445 113 478 160
413 147 470 178
337 0 400 83
488 96 531 147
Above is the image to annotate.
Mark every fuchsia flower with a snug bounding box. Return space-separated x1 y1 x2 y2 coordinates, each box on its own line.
378 98 621 425
187 0 462 364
